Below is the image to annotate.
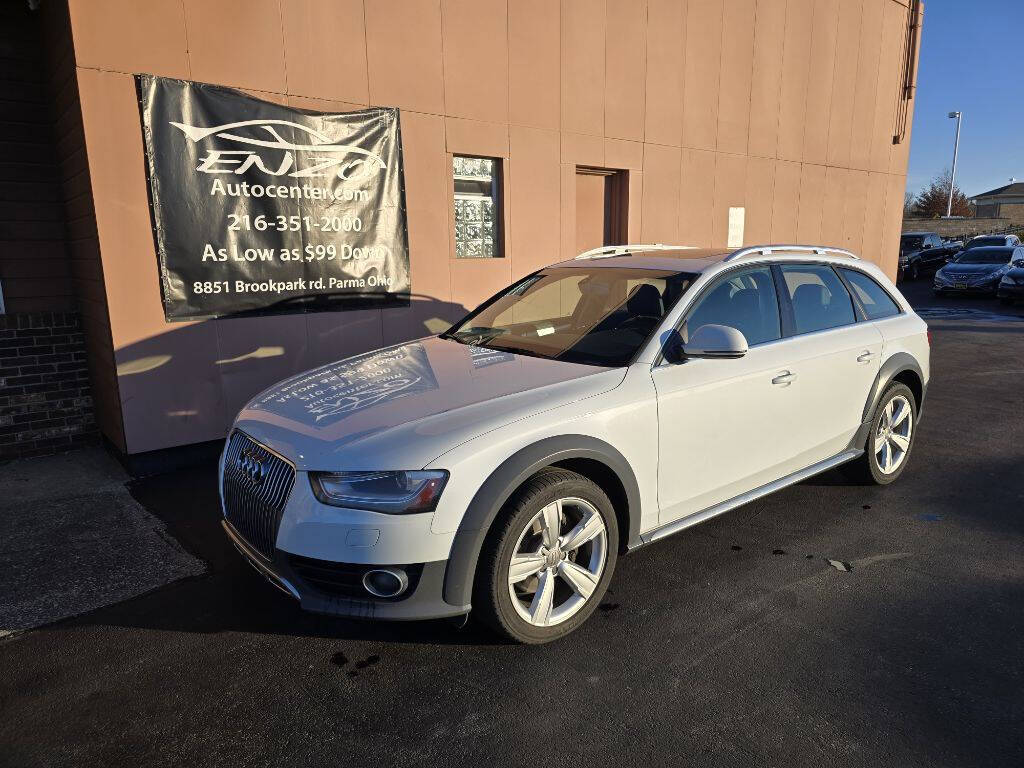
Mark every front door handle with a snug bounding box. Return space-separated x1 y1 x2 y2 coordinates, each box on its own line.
856 351 875 364
772 371 796 386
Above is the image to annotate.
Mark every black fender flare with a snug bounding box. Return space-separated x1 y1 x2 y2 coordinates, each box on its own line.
848 352 927 451
441 435 642 609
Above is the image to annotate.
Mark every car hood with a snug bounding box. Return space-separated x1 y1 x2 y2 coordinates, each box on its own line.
233 336 625 471
939 262 1006 276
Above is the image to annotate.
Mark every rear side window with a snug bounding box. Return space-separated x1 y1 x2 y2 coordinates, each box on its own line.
683 266 781 346
779 265 856 334
839 269 900 320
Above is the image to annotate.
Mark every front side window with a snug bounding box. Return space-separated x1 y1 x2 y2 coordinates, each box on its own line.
779 264 856 334
681 266 781 346
453 156 502 258
444 267 697 366
839 269 901 320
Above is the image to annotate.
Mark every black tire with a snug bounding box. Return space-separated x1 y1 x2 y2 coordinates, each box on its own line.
473 468 619 644
841 382 918 485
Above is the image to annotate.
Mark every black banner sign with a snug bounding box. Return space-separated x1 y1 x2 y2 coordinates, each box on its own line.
138 75 410 320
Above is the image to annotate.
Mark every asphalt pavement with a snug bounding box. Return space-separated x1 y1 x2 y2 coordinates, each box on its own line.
1 278 1022 767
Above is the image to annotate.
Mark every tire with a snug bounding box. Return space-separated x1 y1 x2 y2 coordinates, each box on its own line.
841 382 917 485
473 468 619 644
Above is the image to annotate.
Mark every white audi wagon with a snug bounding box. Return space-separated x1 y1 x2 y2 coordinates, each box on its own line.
221 244 930 643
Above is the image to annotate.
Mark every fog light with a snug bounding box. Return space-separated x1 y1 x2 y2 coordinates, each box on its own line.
362 568 408 598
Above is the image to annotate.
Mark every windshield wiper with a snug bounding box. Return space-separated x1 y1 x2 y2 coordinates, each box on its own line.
441 327 510 346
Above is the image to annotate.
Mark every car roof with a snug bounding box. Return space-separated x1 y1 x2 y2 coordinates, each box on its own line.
549 248 731 272
548 244 862 273
961 245 1014 253
902 231 933 237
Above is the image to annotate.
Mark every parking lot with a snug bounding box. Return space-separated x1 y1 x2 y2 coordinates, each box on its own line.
2 285 1023 768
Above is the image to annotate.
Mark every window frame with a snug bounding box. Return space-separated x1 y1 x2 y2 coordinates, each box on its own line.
834 267 904 323
771 262 860 337
451 154 505 259
671 264 785 351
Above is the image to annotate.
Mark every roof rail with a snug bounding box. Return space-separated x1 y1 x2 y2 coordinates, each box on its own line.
723 244 859 262
574 243 696 260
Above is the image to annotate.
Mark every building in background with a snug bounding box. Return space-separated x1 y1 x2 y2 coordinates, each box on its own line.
970 181 1024 224
0 0 922 461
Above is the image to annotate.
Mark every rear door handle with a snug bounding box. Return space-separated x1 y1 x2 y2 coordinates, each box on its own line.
772 371 796 386
856 351 875 363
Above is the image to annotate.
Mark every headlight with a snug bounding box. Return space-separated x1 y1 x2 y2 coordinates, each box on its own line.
310 470 449 513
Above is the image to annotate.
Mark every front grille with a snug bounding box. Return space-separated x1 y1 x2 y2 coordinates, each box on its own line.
222 431 295 559
288 554 423 601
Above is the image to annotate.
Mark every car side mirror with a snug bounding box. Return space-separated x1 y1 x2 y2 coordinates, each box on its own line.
682 324 748 359
923 243 932 249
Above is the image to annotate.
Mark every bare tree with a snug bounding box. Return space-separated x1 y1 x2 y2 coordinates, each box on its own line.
903 190 916 217
911 169 972 218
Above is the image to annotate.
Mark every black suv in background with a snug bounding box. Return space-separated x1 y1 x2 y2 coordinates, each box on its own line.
899 232 963 281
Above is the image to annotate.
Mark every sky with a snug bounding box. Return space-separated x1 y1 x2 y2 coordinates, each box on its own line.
905 0 1024 198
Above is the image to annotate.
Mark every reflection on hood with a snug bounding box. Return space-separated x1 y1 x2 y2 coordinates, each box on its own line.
468 345 516 369
251 342 439 427
235 336 624 470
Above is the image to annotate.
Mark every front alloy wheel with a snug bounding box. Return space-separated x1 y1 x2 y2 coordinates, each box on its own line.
507 497 608 627
474 468 618 643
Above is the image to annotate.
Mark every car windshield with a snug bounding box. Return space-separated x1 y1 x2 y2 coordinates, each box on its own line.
900 236 924 249
964 237 1005 249
954 248 1012 264
443 267 697 366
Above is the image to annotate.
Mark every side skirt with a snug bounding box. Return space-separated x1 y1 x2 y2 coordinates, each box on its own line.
635 449 863 548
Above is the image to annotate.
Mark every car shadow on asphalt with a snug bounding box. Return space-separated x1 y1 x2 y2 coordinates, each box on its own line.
73 463 508 647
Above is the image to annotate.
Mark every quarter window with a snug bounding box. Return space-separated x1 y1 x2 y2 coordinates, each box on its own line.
453 155 502 258
779 264 856 334
839 269 901 320
682 266 781 346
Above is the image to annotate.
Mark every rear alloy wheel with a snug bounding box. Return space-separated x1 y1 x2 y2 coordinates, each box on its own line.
873 393 914 476
474 468 618 644
842 382 917 485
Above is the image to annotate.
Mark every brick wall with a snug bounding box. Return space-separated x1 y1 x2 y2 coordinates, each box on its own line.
0 311 96 459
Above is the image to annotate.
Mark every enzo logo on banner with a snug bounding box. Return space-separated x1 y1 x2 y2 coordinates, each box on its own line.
170 119 387 182
137 74 411 321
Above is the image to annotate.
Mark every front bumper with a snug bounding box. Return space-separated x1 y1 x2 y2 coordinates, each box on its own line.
997 282 1024 300
223 520 470 620
933 280 1000 295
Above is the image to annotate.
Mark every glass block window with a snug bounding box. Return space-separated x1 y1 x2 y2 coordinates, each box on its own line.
453 156 502 258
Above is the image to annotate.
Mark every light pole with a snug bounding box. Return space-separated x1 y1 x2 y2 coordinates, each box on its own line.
946 111 962 217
